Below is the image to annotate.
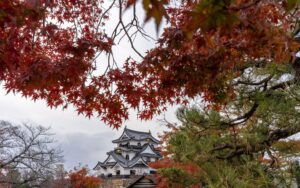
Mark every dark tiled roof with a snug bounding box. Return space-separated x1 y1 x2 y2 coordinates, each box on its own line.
116 147 142 152
131 163 148 168
102 162 116 166
140 153 160 158
93 161 117 170
100 144 161 168
93 162 102 170
95 127 162 171
116 143 153 152
112 127 160 143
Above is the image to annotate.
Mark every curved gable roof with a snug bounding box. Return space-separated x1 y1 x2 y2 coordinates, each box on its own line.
139 144 161 158
103 150 153 168
128 155 148 167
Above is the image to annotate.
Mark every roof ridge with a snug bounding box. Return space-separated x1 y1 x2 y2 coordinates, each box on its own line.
125 127 151 135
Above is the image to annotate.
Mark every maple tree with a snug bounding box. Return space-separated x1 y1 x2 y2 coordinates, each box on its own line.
1 0 299 128
68 167 101 188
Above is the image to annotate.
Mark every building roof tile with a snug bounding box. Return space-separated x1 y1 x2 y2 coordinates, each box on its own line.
112 127 160 143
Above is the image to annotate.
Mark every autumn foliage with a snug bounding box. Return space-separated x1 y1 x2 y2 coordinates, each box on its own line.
2 0 300 187
0 0 114 123
1 0 299 128
68 168 101 188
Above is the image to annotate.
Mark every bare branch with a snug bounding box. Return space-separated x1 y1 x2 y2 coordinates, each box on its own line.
0 121 63 187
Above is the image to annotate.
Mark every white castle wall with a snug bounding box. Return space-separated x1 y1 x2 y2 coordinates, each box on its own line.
97 166 156 176
118 150 136 160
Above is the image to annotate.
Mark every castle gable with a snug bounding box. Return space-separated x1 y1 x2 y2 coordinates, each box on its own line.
140 145 156 155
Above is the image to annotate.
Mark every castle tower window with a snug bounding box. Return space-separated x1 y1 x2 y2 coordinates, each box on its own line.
137 142 141 146
150 170 156 174
126 154 129 160
116 170 120 175
130 170 136 175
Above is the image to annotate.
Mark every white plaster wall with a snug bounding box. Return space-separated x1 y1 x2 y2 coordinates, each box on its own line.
107 167 114 175
141 145 156 154
100 167 112 176
121 150 136 160
124 167 146 175
129 152 136 160
133 167 155 175
98 166 120 176
129 140 149 146
129 140 139 146
115 140 130 148
107 156 115 162
112 164 124 175
97 166 157 176
116 140 158 147
97 168 107 176
142 156 156 162
123 168 131 175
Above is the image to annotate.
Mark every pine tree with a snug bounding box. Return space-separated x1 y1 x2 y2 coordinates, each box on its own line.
152 62 300 187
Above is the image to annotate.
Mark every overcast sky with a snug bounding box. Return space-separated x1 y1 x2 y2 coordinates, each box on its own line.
0 3 180 170
0 88 178 169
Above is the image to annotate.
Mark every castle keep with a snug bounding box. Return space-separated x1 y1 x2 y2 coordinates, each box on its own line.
94 127 161 177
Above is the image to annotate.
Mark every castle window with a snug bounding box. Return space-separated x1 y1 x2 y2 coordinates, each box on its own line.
130 170 136 175
116 170 120 175
137 142 141 146
150 170 156 174
126 154 129 160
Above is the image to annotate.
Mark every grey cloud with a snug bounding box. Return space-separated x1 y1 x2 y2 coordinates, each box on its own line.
56 132 115 170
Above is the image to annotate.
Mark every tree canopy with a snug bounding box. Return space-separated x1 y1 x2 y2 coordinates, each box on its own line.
1 0 300 128
151 62 300 187
68 168 101 188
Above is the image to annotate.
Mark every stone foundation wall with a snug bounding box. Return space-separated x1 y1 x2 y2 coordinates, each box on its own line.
100 176 141 188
